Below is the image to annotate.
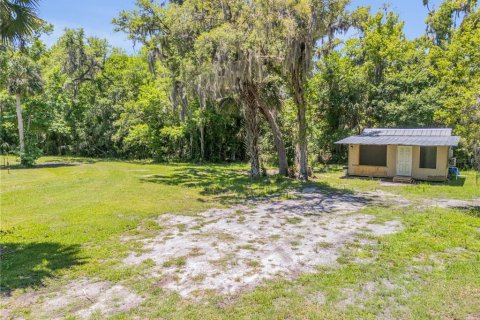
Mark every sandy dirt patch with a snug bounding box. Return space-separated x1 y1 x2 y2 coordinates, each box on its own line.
421 198 480 210
124 188 404 297
0 291 38 320
338 278 399 308
1 279 144 320
46 279 144 319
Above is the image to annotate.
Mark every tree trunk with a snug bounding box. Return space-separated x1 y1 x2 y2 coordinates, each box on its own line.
199 124 205 162
296 101 308 181
241 83 262 177
26 106 33 133
180 84 188 123
15 93 25 155
292 72 308 181
289 40 310 181
243 100 261 177
190 132 194 160
258 101 288 177
474 144 480 171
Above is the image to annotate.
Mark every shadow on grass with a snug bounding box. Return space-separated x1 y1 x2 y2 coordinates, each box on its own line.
1 162 79 171
0 157 97 171
445 177 466 187
457 206 480 218
0 242 85 295
409 176 467 187
139 165 355 205
339 175 379 181
339 175 468 187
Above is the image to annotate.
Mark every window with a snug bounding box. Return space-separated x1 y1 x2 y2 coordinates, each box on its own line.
420 146 437 169
359 145 387 166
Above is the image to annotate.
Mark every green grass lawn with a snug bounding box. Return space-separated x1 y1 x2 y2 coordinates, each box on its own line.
0 157 302 293
315 164 480 200
1 156 479 319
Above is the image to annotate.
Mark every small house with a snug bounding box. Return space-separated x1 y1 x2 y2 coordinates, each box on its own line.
335 128 460 182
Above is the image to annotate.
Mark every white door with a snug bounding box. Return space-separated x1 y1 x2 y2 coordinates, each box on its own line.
396 146 412 176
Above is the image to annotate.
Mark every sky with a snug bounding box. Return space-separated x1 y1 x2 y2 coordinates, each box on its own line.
39 0 443 54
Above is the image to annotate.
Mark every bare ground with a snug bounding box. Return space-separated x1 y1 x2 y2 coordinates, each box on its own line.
1 188 409 318
421 197 480 210
124 188 406 297
1 279 144 320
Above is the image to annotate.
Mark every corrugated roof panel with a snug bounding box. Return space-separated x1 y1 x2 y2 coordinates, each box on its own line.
336 128 459 146
361 128 452 137
335 135 460 146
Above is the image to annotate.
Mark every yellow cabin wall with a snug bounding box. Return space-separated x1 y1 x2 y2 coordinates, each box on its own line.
348 144 396 178
347 144 449 181
411 146 449 180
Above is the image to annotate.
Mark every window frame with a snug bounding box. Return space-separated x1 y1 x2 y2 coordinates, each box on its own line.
358 144 388 167
419 146 437 169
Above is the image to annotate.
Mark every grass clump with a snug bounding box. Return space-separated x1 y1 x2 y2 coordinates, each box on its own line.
162 256 187 268
315 242 334 252
246 260 261 268
286 217 302 224
237 244 257 251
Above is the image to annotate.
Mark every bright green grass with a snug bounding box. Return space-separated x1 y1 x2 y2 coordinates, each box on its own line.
0 156 300 293
316 164 480 200
1 157 479 319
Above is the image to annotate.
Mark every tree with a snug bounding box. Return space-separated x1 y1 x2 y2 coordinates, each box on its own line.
308 7 448 163
5 54 43 164
190 0 291 176
424 0 477 47
113 0 191 124
0 0 44 45
430 7 480 157
256 0 350 180
257 80 289 176
43 28 113 156
114 0 202 157
115 0 289 176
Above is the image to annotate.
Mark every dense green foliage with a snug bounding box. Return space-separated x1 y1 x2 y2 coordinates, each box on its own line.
0 0 478 170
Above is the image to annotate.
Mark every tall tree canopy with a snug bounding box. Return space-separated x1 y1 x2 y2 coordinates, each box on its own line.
1 0 478 171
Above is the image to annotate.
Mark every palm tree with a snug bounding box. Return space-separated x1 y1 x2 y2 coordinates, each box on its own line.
5 55 43 160
0 0 43 45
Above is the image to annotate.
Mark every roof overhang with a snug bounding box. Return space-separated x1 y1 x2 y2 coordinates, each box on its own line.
335 135 460 146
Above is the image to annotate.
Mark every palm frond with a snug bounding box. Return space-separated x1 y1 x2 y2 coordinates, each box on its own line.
0 0 44 45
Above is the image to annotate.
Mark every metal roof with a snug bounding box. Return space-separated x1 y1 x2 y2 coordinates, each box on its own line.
362 128 452 136
335 128 460 146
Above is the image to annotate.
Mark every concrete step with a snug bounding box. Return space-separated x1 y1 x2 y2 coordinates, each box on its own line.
393 176 415 184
